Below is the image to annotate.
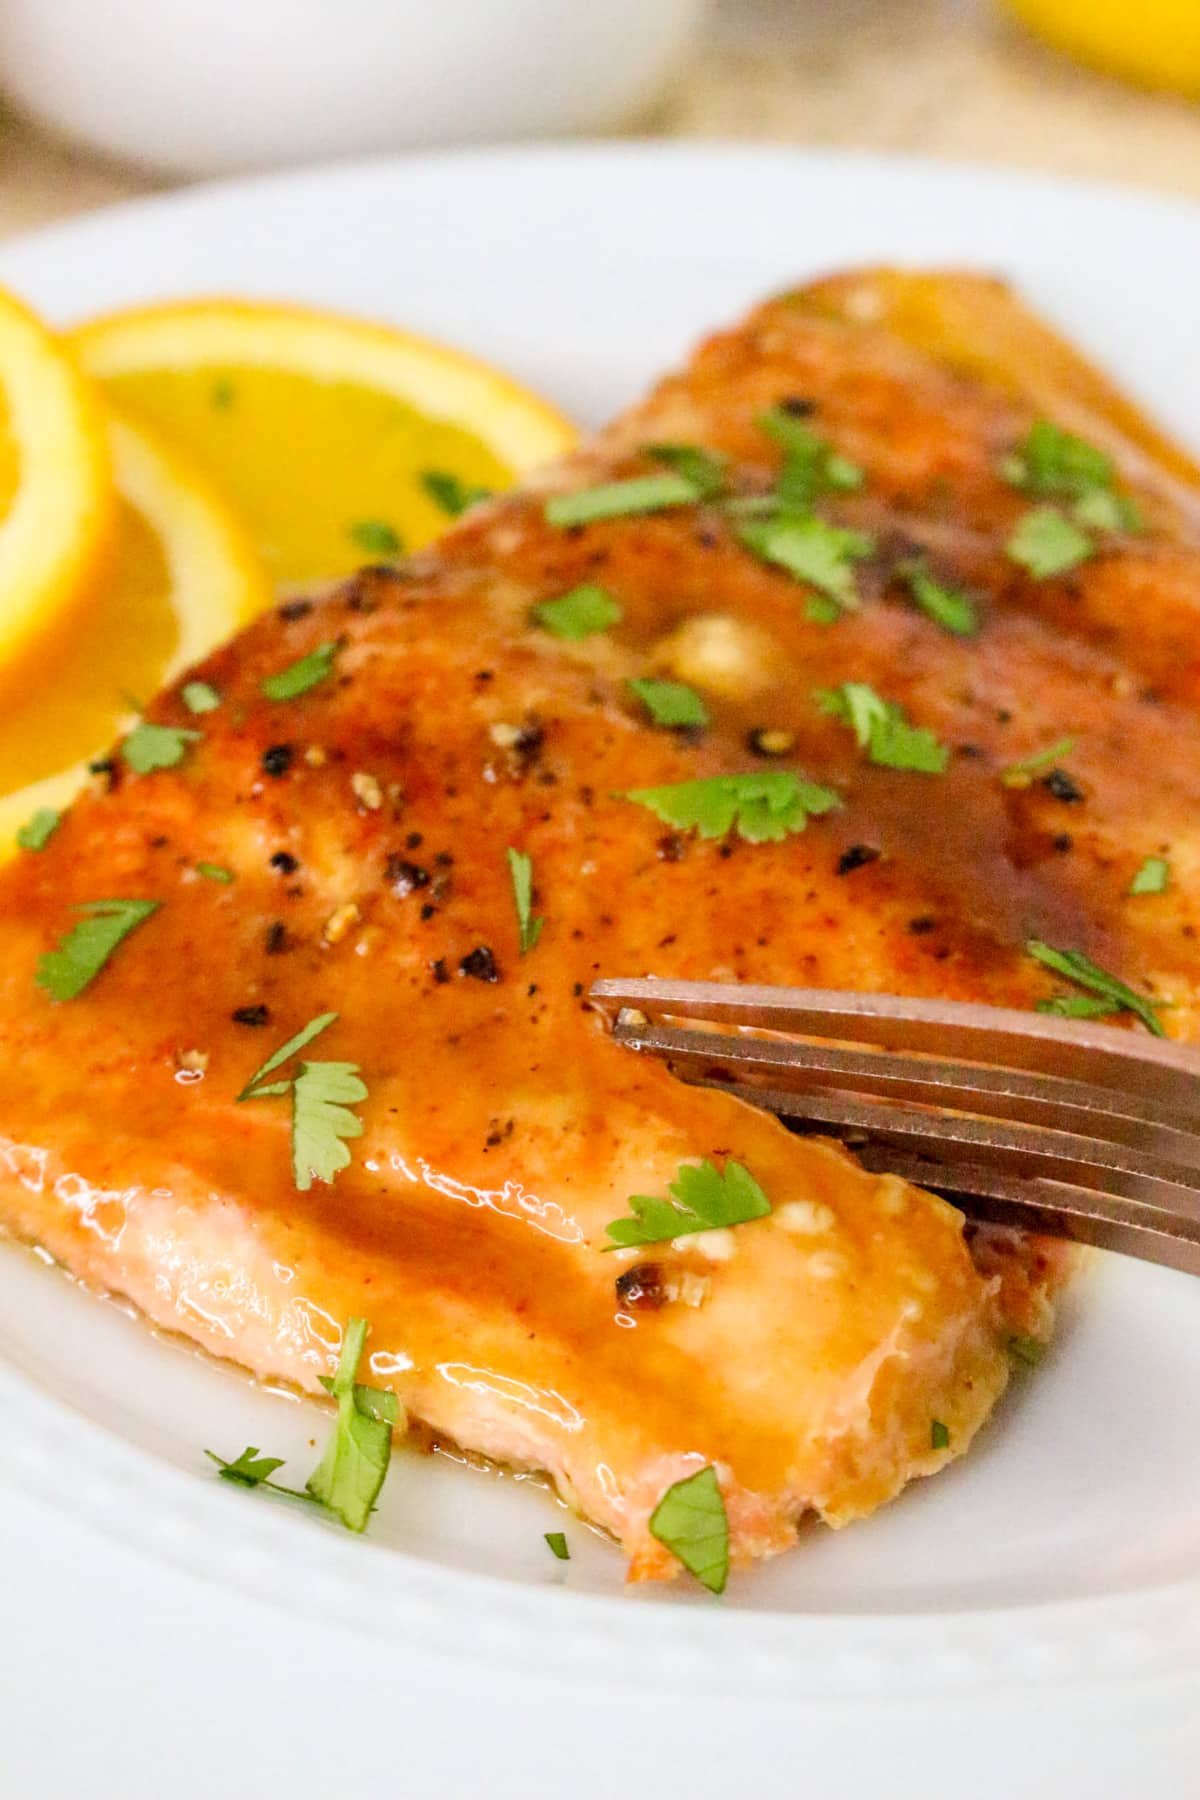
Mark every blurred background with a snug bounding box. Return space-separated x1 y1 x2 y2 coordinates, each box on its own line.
0 0 1196 229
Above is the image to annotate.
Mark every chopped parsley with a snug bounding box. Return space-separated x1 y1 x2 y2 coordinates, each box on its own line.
1000 737 1077 785
931 1420 950 1451
605 1157 771 1250
237 1009 338 1099
1000 422 1140 530
544 1530 570 1561
1006 506 1093 579
739 515 874 617
815 682 949 773
181 680 221 715
1025 939 1164 1036
545 472 699 528
899 562 979 636
307 1316 400 1531
237 1010 365 1188
16 807 59 852
348 518 402 557
649 1465 729 1595
36 898 159 1001
506 847 543 955
757 406 863 508
206 1446 289 1488
261 640 339 701
644 442 728 500
121 720 201 774
626 677 710 729
196 862 234 883
531 583 622 640
1130 855 1170 896
421 470 492 517
623 770 840 843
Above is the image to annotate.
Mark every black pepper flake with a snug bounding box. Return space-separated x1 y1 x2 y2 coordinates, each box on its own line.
269 850 299 874
385 855 430 896
572 981 584 998
779 395 817 417
420 902 437 921
232 1004 270 1027
837 844 881 876
277 598 313 621
88 756 118 790
1042 768 1084 804
474 670 494 683
430 958 449 985
261 743 294 779
264 921 289 954
615 1264 668 1311
907 915 938 935
405 831 424 849
657 832 686 863
459 945 500 982
1052 833 1073 853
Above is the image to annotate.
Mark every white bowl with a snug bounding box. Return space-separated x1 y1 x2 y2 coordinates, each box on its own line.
0 0 707 177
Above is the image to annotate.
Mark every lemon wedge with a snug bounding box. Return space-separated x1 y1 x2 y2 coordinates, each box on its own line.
1006 0 1200 95
72 299 577 586
0 413 269 852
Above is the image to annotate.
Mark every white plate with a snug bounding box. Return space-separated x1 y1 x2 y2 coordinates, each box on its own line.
2 145 1200 1793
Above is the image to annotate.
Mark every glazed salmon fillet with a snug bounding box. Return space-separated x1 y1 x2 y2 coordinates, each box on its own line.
3 269 1198 1582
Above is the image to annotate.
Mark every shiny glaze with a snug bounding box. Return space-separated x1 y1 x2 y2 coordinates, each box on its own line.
4 269 1188 1577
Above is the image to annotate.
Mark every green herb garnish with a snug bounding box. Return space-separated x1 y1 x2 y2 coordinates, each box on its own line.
931 1420 950 1451
205 1446 289 1489
121 720 201 774
35 899 159 1001
530 583 622 640
626 677 709 729
545 472 699 528
506 847 543 955
545 1531 570 1561
999 737 1077 785
182 680 220 715
649 1466 729 1596
1006 506 1093 579
1026 939 1164 1036
261 640 339 701
348 518 402 557
739 515 874 616
421 469 492 518
196 862 234 884
605 1157 771 1250
289 1062 367 1190
1008 1334 1045 1369
815 682 949 773
307 1316 400 1532
1000 421 1114 500
237 1010 338 1101
900 562 979 636
644 442 728 499
1130 855 1170 896
16 807 59 852
623 770 840 843
757 406 863 508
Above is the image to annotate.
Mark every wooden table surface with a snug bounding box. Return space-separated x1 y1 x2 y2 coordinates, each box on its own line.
0 0 1197 240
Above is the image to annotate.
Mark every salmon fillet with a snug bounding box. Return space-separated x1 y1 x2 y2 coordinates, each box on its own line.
3 269 1195 1582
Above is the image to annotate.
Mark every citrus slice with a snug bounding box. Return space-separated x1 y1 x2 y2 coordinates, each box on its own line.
0 285 112 674
0 411 269 852
72 299 578 587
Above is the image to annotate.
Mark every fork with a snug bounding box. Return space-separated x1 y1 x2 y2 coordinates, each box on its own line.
589 977 1200 1277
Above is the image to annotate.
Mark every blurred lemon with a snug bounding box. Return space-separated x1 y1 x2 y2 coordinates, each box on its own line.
72 299 578 588
1007 0 1200 95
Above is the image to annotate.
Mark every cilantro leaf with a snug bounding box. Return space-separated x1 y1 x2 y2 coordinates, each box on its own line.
757 406 863 508
36 899 159 1001
306 1317 400 1532
261 641 339 701
739 514 874 615
816 682 949 773
626 677 710 728
420 470 492 518
1071 487 1142 533
545 1531 570 1561
605 1157 771 1250
1026 938 1165 1036
182 680 220 715
899 562 979 636
531 584 622 640
649 1465 729 1595
121 720 201 774
623 770 840 843
237 1010 338 1101
348 519 402 556
644 442 728 499
291 1061 366 1190
196 862 234 883
1130 855 1170 895
16 807 59 852
1000 421 1114 500
1007 506 1093 578
205 1446 288 1488
999 737 1077 785
545 473 699 528
506 846 543 955
931 1420 950 1451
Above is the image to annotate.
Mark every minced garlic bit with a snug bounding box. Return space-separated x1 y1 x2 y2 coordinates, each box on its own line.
806 1251 847 1281
653 613 777 700
304 745 328 767
323 901 361 945
777 1199 836 1235
670 1269 711 1309
488 721 523 749
676 1226 736 1262
175 1047 209 1073
350 771 383 812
